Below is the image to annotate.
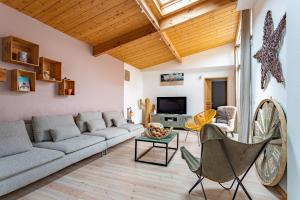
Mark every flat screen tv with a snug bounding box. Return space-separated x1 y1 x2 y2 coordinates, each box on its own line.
157 97 187 114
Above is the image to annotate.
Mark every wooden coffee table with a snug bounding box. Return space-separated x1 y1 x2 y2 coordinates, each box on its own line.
134 132 179 167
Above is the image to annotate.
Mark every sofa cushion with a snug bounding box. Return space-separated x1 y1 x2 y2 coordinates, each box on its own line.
216 109 229 124
84 127 128 139
34 135 105 154
119 123 144 132
76 111 103 133
212 123 230 132
102 111 123 127
32 114 77 142
0 147 64 181
112 116 127 127
0 121 32 158
50 126 81 142
87 119 106 132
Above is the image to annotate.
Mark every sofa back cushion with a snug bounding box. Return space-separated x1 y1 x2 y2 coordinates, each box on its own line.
216 108 229 124
87 119 106 132
112 116 127 127
32 114 78 142
50 126 81 142
25 122 34 141
0 120 32 158
102 111 124 127
76 111 103 132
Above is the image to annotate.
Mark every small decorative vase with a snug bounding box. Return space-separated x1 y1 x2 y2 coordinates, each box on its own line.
65 88 73 95
18 51 28 63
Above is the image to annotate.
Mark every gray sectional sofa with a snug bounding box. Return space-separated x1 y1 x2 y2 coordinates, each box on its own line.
0 111 144 196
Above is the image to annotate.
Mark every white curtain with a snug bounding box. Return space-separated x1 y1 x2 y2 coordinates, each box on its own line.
238 9 252 143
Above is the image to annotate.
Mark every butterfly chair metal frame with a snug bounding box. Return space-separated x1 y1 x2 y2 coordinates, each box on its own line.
181 124 271 200
184 110 216 146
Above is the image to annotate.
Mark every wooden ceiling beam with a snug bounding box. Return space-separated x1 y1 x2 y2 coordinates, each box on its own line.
136 0 182 63
93 24 156 56
160 0 237 31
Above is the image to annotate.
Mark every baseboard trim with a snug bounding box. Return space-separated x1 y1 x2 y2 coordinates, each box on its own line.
274 185 287 200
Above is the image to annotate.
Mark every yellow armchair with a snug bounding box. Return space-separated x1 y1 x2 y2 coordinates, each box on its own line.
184 109 216 145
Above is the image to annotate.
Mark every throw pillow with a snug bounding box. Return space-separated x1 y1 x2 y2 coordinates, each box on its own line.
50 126 81 142
87 119 106 132
216 109 229 124
0 120 32 158
112 116 127 127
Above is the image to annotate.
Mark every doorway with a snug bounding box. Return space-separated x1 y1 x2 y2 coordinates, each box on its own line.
204 78 228 110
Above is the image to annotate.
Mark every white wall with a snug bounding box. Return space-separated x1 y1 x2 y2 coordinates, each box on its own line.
124 64 143 123
252 0 287 191
142 44 236 116
287 0 300 198
143 44 235 72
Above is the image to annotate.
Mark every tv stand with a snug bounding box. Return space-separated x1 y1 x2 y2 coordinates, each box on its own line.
151 114 191 129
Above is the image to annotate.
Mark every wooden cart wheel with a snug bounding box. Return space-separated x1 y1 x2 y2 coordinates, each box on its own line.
251 99 287 186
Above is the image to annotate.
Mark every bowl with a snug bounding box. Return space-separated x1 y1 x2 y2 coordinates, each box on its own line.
145 123 173 139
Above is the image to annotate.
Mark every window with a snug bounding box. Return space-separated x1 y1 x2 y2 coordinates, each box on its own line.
155 0 204 16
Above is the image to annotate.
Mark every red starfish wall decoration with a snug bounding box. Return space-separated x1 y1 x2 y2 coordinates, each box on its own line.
253 10 286 89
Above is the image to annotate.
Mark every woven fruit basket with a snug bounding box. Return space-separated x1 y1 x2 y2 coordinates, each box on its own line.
145 123 173 139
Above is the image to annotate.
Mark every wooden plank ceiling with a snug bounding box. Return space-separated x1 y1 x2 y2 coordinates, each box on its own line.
2 0 239 69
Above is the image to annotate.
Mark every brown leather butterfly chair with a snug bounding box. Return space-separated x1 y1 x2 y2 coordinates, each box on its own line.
181 124 271 200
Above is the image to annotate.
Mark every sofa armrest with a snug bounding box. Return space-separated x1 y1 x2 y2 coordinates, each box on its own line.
227 119 235 131
211 118 216 123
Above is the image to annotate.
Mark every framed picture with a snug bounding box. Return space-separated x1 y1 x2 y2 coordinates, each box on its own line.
18 76 30 92
160 73 184 86
125 70 130 82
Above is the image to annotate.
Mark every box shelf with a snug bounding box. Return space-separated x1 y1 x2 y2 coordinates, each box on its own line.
36 57 62 82
11 69 36 92
0 68 7 82
2 36 39 67
58 79 75 96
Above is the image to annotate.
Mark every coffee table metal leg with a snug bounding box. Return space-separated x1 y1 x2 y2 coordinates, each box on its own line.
165 143 168 166
135 139 137 161
177 133 179 149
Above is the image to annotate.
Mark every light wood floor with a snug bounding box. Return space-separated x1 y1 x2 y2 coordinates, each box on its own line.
1 131 281 200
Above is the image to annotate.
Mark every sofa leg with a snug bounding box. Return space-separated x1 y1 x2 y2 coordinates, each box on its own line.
231 132 234 137
105 149 108 155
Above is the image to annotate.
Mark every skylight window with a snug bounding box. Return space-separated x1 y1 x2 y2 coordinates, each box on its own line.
155 0 204 16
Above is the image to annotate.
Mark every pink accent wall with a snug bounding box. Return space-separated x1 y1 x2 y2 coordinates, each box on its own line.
0 4 124 121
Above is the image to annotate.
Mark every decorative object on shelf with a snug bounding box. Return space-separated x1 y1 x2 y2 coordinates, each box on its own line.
43 71 50 80
17 76 30 92
145 122 173 139
151 104 156 115
125 69 130 81
58 79 75 95
139 98 153 127
160 73 184 86
2 36 39 67
17 51 28 63
251 98 287 186
253 11 286 89
65 88 73 95
0 68 7 82
11 69 36 92
36 57 62 82
126 107 134 123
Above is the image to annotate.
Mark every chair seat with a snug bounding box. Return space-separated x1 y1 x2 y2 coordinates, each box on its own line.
212 123 231 132
0 147 64 181
34 135 105 154
119 123 144 132
84 127 128 139
180 146 200 172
